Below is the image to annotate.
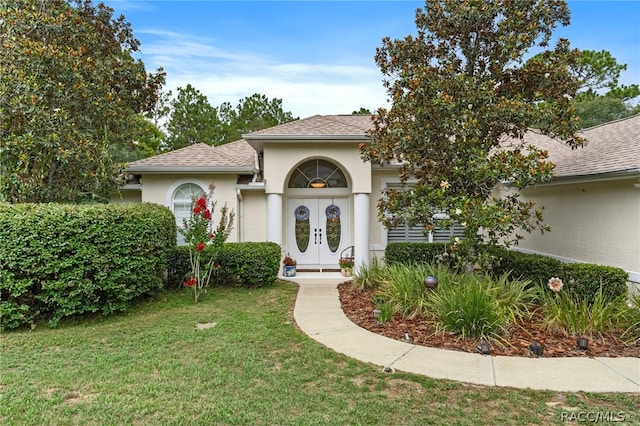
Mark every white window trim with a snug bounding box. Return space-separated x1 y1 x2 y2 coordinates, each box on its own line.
165 179 209 209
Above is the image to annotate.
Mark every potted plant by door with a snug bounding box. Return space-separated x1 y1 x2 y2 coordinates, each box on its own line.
282 254 297 277
339 257 354 277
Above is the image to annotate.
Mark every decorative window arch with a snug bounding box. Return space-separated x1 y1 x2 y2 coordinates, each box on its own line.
288 159 348 188
172 183 206 244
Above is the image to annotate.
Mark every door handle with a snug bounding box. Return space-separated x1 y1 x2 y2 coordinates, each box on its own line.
314 228 317 244
318 228 322 244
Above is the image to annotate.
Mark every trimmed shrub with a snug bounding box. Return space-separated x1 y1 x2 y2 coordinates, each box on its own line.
488 248 562 286
487 248 628 304
217 242 281 287
166 242 281 288
166 246 191 289
560 263 628 304
387 243 629 304
0 203 176 329
385 242 450 265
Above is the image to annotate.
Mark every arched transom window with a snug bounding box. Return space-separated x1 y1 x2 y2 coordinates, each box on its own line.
288 159 348 188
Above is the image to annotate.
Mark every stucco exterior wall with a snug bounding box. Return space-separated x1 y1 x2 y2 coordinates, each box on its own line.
262 142 371 194
240 190 267 242
517 178 640 282
139 174 242 242
110 189 142 204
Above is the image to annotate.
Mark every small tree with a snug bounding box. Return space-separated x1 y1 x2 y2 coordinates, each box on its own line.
179 184 235 302
361 0 584 262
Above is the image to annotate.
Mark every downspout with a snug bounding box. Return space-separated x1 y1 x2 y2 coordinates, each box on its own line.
253 151 260 183
236 189 244 242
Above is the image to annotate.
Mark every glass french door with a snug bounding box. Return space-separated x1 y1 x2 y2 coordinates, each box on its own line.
287 198 349 267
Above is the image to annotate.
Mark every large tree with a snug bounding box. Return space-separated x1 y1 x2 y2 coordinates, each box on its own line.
218 93 298 144
571 49 639 127
165 91 298 149
165 84 221 151
362 0 583 256
0 0 165 203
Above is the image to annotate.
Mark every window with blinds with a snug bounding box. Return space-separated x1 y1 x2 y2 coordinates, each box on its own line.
384 182 465 243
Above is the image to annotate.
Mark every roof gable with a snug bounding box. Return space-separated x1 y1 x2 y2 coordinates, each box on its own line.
126 140 256 173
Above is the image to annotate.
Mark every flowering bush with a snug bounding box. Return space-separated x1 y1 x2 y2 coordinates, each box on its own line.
179 184 234 302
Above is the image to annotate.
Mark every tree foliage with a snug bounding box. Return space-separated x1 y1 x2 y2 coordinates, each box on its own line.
570 49 639 127
218 93 298 144
165 84 221 151
0 0 165 203
165 89 298 150
361 0 583 255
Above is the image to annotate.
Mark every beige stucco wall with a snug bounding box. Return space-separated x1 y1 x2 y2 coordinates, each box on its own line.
139 174 243 242
240 190 267 242
517 178 640 280
110 189 142 204
263 142 371 194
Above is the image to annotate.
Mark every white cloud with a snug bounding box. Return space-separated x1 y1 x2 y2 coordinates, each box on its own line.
137 29 389 117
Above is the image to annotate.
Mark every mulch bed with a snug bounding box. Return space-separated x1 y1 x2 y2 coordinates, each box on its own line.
338 281 640 358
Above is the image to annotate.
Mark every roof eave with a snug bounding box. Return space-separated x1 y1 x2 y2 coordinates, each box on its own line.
243 135 370 152
524 168 640 187
125 166 257 174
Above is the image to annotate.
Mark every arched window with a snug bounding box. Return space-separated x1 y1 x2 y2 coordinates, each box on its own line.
288 159 348 188
172 183 205 244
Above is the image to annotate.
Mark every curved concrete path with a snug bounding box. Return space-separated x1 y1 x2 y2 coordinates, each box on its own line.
287 274 640 393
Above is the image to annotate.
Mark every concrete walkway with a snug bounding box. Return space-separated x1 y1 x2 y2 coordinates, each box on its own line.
286 275 640 393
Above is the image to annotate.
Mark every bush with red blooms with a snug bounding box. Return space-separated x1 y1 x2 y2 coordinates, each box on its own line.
179 184 234 302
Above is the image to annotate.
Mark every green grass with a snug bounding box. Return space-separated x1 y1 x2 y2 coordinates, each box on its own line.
1 282 637 425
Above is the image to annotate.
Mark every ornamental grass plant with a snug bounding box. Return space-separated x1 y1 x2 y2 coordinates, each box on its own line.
426 273 535 341
539 283 629 338
373 263 458 320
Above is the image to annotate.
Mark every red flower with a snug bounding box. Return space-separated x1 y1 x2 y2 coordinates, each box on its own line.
193 206 202 214
203 209 211 220
196 197 207 208
214 261 220 268
196 242 205 252
208 232 215 239
184 277 197 287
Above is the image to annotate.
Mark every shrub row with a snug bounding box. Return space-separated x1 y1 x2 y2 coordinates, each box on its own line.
167 242 281 288
0 203 176 330
384 242 451 265
384 242 629 304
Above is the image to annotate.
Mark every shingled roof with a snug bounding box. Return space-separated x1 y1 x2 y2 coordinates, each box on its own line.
126 114 639 180
525 114 640 179
245 114 373 137
126 140 256 173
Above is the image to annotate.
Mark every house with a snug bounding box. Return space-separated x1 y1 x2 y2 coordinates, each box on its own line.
510 114 640 292
119 114 639 289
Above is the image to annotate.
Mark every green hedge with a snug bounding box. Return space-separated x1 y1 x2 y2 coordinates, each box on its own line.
0 203 176 330
167 242 281 288
385 242 450 265
385 242 629 304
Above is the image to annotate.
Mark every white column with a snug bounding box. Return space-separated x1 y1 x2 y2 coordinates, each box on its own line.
353 193 370 269
267 193 283 245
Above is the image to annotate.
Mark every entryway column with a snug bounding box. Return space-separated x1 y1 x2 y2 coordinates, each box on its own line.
353 193 370 269
267 193 282 245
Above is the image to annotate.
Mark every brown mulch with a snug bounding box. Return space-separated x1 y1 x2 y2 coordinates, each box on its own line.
338 282 640 358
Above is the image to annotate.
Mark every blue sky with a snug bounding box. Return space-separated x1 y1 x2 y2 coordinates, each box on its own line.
103 1 640 118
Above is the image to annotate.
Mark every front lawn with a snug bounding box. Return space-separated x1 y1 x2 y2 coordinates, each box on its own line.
1 282 636 425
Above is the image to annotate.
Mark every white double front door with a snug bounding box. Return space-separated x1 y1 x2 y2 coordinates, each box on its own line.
286 198 349 267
